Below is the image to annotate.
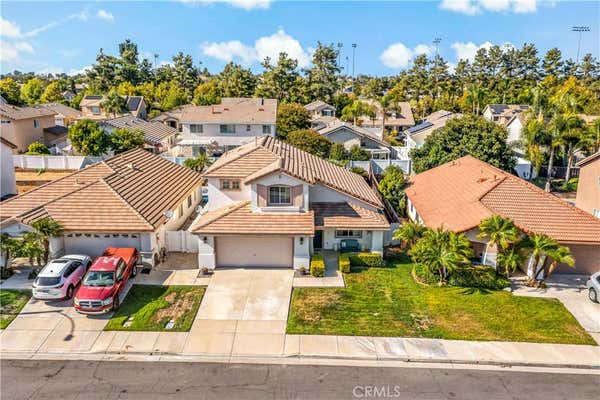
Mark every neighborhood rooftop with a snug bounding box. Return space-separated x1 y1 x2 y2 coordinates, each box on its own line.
180 97 277 124
0 103 56 120
0 148 203 232
103 115 178 144
405 155 600 244
204 136 383 207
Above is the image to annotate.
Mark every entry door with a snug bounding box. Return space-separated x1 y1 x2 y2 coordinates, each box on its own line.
313 230 323 250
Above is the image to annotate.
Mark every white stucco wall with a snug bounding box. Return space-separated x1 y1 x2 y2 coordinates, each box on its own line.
506 118 522 145
293 235 310 269
1 142 16 198
197 235 216 269
181 123 276 146
321 228 374 251
206 177 252 210
251 173 309 211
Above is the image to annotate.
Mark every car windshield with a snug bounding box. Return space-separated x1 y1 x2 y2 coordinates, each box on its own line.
36 276 61 286
82 271 115 287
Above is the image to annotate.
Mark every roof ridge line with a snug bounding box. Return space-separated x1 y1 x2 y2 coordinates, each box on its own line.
100 179 155 230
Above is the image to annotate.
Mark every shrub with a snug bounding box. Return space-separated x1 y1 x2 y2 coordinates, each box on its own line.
26 141 50 155
310 254 325 277
413 264 438 285
348 252 383 267
338 254 350 273
448 266 511 290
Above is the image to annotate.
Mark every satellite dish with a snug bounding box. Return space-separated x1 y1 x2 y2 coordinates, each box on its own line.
163 210 174 218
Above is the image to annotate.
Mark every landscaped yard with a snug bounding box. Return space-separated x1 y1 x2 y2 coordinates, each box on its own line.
288 258 595 345
104 285 205 332
0 290 31 329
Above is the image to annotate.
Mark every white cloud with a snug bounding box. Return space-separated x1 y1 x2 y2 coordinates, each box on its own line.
201 29 310 67
0 40 34 62
68 65 92 76
179 0 271 10
96 10 115 22
379 42 434 69
451 41 493 62
440 0 538 14
0 17 23 38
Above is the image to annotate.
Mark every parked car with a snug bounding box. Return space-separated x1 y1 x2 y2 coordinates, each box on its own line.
32 255 92 300
73 248 138 314
586 271 600 303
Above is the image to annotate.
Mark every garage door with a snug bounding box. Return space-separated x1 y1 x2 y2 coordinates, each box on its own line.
64 233 141 257
216 236 293 268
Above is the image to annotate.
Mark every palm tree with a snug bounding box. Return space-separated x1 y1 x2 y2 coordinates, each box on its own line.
545 114 569 191
30 217 63 264
393 221 427 250
558 115 585 182
521 118 547 177
478 215 520 253
101 89 127 118
183 153 212 172
21 232 44 268
466 84 485 115
0 233 18 270
496 248 525 278
521 233 559 284
542 245 575 282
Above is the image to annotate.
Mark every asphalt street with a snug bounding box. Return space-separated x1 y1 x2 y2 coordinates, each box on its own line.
1 359 598 400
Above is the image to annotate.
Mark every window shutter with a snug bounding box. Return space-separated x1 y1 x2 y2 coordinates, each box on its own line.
292 185 303 207
257 184 267 207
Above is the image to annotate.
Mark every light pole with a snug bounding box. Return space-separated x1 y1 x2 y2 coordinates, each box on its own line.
433 38 441 57
433 38 441 100
572 26 590 63
345 56 349 79
351 43 357 82
153 54 159 69
337 42 343 71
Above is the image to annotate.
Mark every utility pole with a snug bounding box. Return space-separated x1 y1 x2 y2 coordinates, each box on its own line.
433 38 442 100
351 43 357 83
345 56 349 79
572 26 590 63
153 54 159 69
337 42 343 71
433 38 441 56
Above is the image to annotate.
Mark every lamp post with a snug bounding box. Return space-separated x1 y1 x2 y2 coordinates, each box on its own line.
351 43 357 82
572 26 590 64
337 42 343 71
433 38 441 56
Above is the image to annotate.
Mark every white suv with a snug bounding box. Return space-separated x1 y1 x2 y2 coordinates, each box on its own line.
586 271 600 303
32 255 92 300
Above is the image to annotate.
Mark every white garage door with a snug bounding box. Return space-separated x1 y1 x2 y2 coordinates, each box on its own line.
216 236 293 268
64 233 141 257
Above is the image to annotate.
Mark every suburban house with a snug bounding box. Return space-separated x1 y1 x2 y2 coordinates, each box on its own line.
359 99 415 132
101 115 179 154
575 151 600 218
1 137 17 199
79 95 147 120
482 104 530 125
39 103 82 127
151 105 194 132
305 100 337 131
405 155 600 276
190 136 389 270
316 119 395 159
404 110 462 147
505 112 527 146
174 98 277 157
62 90 76 102
0 103 57 152
0 148 203 267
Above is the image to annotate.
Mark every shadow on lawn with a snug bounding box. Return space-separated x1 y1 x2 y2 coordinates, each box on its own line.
459 287 493 295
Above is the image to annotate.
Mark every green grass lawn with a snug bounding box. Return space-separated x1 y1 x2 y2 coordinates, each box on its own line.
288 260 595 345
0 290 31 329
104 285 205 332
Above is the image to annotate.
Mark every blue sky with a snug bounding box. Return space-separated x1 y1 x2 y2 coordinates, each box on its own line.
1 1 598 76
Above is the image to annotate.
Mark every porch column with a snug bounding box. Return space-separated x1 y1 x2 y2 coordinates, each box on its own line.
293 236 310 270
197 235 216 270
371 231 384 254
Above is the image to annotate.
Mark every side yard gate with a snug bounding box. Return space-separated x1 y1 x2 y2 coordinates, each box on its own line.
165 231 198 253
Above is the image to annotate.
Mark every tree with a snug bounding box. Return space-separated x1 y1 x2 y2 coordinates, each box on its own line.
156 81 187 111
183 153 212 172
478 215 521 276
68 119 110 156
466 84 486 114
276 103 311 139
26 142 51 155
117 81 137 96
496 248 525 278
101 89 127 118
350 166 368 179
305 42 340 103
20 232 44 268
393 221 427 250
20 78 44 104
521 118 546 176
329 143 347 161
217 62 256 98
171 52 198 97
40 81 64 103
341 100 372 125
30 217 63 264
0 233 19 270
117 39 140 85
255 53 300 102
349 145 369 161
86 49 119 92
193 80 221 106
542 48 564 78
377 165 406 213
543 245 574 282
0 78 21 104
521 233 559 285
286 129 332 158
110 128 145 154
410 115 516 173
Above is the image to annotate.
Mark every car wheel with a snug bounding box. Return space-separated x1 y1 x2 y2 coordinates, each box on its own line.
112 296 120 311
589 288 598 303
66 285 74 300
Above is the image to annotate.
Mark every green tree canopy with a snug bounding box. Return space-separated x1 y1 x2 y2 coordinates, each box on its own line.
286 129 332 158
68 119 110 156
193 80 221 106
40 81 64 103
276 103 311 139
0 78 22 104
255 52 301 103
26 142 51 155
329 142 347 161
110 128 145 154
377 165 406 213
183 153 212 172
20 78 44 104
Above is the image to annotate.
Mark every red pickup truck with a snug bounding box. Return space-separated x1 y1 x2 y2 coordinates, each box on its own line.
74 248 138 314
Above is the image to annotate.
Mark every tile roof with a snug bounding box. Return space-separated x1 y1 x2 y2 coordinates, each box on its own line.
576 151 600 167
485 104 530 116
150 105 193 122
0 148 203 232
39 103 82 118
305 100 335 112
180 98 277 124
204 136 383 208
361 100 415 127
405 155 600 244
317 119 389 148
102 116 178 144
312 202 389 229
190 201 314 235
0 104 56 120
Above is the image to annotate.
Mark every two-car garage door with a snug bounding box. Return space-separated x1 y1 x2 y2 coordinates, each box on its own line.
216 236 293 268
64 233 141 258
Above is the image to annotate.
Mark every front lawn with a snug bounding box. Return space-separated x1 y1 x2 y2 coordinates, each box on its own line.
288 260 595 345
0 290 31 329
104 285 205 332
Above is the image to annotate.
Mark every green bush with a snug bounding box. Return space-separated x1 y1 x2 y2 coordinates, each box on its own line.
413 264 438 285
310 254 325 277
348 252 384 267
339 254 350 273
448 266 511 290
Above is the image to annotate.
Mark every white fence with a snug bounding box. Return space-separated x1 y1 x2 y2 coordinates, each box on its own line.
348 159 412 175
165 230 198 253
13 155 106 170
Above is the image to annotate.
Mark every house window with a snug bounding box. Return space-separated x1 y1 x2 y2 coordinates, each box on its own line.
321 109 333 117
33 119 39 128
268 186 291 205
220 124 236 134
220 179 240 191
91 106 100 115
335 230 363 238
262 125 272 134
178 204 184 217
190 124 203 134
187 195 192 207
593 209 600 218
246 125 252 132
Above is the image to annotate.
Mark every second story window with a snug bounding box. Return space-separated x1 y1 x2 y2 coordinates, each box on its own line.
262 125 272 134
33 119 39 128
268 186 291 206
190 124 203 134
221 179 241 191
220 124 236 134
246 125 252 131
91 106 100 115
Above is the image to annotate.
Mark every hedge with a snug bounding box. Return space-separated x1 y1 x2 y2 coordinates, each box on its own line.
348 252 384 267
310 254 325 277
338 254 350 273
413 264 511 290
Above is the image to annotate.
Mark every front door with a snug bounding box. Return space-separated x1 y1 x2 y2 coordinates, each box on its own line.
313 230 323 250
